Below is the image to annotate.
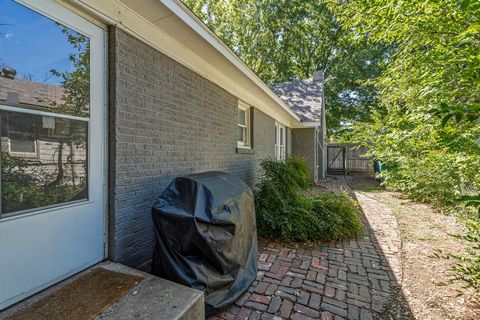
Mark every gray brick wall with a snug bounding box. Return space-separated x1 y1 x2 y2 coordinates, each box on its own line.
108 27 277 267
291 128 316 181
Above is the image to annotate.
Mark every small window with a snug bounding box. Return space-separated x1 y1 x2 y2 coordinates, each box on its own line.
275 122 286 161
7 113 37 156
237 103 251 148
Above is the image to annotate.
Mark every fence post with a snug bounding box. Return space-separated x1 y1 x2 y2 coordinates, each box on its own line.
345 144 349 175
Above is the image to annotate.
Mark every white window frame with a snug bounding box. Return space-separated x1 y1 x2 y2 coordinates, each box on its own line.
237 102 251 148
275 122 286 161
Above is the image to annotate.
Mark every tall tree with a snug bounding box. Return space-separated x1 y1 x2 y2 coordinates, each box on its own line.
334 0 480 125
333 0 480 210
182 0 388 135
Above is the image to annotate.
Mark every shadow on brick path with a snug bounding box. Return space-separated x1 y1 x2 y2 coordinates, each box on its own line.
209 176 414 320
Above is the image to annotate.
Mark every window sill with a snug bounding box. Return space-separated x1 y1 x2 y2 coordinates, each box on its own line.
236 147 255 155
8 151 39 159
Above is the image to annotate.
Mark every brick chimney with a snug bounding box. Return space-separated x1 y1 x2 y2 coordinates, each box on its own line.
313 70 324 83
1 67 17 79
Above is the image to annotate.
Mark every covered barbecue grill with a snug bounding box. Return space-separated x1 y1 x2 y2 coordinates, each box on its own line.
151 171 258 315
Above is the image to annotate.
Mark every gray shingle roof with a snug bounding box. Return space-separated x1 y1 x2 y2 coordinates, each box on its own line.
270 78 323 122
0 76 65 109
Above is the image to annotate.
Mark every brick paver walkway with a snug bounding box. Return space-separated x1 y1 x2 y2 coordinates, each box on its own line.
210 177 402 320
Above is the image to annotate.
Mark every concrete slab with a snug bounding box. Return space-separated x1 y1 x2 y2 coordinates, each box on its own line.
97 262 204 320
0 261 204 320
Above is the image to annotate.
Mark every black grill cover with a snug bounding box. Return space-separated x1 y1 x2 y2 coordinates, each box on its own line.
151 171 258 315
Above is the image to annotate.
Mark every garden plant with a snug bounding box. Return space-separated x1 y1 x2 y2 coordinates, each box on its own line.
254 157 363 242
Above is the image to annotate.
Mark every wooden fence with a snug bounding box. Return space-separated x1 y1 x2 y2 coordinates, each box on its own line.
327 143 374 175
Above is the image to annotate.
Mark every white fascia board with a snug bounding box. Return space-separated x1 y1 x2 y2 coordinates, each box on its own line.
68 0 301 127
297 121 321 128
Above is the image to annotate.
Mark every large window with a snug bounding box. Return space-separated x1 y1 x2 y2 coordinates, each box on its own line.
237 102 251 148
0 0 91 216
275 122 286 161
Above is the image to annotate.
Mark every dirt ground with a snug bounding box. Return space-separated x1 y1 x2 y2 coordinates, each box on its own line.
348 177 479 320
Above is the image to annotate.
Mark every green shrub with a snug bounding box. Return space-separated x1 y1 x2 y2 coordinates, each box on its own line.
254 157 314 241
255 157 363 242
451 220 480 290
285 156 311 189
312 192 363 241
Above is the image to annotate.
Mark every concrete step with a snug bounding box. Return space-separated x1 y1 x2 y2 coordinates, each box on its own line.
0 261 204 320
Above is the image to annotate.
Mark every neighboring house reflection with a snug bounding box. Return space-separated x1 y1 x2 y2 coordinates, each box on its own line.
0 73 88 214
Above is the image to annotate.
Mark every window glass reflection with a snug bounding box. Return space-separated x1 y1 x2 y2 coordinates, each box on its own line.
0 0 90 117
0 1 91 215
1 111 88 214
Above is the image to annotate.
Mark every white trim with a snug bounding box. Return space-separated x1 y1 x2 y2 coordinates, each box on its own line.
0 199 91 222
237 102 251 148
0 105 90 122
300 121 321 128
275 122 286 161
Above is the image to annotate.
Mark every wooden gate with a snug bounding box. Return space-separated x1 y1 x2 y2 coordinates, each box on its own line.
327 145 345 174
327 144 374 175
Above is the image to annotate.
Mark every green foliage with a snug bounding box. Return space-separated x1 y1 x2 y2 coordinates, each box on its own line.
458 195 480 215
182 0 389 135
312 192 363 241
50 25 90 117
283 156 311 190
451 221 480 290
255 157 362 242
257 156 311 199
2 153 85 213
335 0 480 289
335 0 480 213
335 0 480 123
254 157 313 241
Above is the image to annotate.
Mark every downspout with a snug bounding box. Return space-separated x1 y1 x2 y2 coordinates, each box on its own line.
313 71 327 182
321 73 327 181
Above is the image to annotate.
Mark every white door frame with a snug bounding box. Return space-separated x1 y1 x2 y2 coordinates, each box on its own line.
0 0 107 310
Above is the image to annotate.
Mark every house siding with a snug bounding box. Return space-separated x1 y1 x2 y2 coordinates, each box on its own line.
108 27 277 267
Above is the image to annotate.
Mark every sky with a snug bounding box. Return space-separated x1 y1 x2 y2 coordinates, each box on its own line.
0 0 88 85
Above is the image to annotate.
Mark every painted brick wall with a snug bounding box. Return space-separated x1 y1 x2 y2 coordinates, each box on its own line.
291 128 316 181
108 27 277 267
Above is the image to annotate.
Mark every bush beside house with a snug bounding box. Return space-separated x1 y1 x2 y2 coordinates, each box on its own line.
255 157 363 242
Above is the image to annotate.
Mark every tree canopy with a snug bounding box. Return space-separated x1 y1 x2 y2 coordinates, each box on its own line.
335 0 480 124
333 0 480 208
183 0 388 134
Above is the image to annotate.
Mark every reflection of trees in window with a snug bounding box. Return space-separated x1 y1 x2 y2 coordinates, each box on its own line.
2 149 87 213
1 25 90 214
1 112 88 213
49 25 90 117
